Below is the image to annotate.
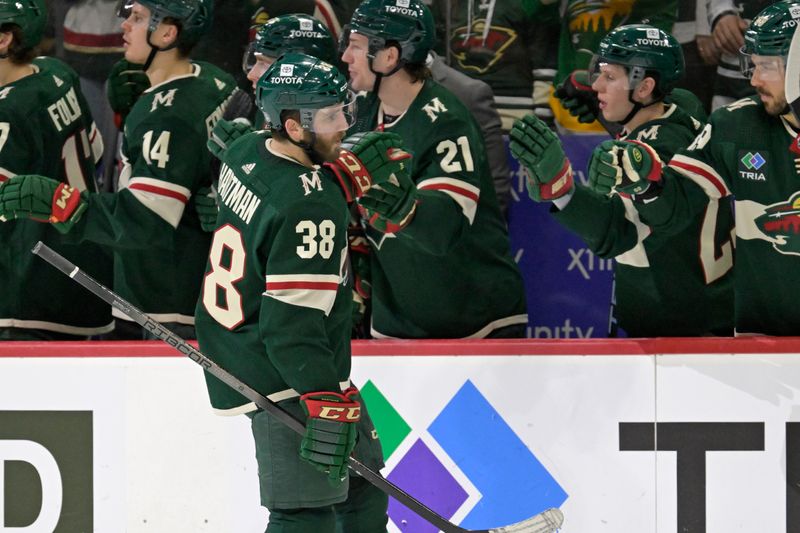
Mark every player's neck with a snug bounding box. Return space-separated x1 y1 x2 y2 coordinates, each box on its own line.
624 101 665 134
377 71 424 116
0 60 34 86
271 137 313 168
146 53 193 87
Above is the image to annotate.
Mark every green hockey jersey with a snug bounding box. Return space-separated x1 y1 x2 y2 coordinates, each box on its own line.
352 81 528 338
196 133 353 413
73 61 236 325
0 57 113 336
554 103 734 336
637 96 800 335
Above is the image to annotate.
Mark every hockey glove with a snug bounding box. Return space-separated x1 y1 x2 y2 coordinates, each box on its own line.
509 114 574 201
348 215 371 338
588 140 663 197
554 70 599 124
194 185 218 232
325 131 412 202
207 118 254 160
299 387 361 485
107 59 150 129
0 175 87 233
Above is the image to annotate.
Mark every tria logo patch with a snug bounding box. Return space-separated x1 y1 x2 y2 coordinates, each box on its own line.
755 191 800 255
738 150 768 181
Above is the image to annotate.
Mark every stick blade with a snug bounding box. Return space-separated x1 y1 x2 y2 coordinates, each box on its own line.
484 508 564 533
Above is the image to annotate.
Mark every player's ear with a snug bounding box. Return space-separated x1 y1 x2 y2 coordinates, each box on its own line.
284 116 305 143
157 21 180 48
0 31 14 54
635 76 657 103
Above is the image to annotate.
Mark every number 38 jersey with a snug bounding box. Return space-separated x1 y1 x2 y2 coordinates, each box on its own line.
196 134 353 413
0 56 113 336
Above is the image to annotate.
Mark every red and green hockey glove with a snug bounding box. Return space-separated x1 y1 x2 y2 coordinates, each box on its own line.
509 114 574 202
553 70 599 124
106 59 150 129
0 175 87 233
207 118 254 160
325 131 412 202
299 387 361 485
588 140 663 197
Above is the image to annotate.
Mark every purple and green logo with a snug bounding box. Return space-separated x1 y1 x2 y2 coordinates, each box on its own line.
361 379 568 531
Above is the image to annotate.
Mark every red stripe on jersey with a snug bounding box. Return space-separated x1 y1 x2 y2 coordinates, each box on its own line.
669 159 727 197
266 281 339 291
315 1 339 41
129 183 189 203
63 28 124 48
420 182 480 202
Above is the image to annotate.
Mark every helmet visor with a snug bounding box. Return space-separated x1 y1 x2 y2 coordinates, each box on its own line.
116 0 134 18
307 91 358 134
242 41 277 77
588 55 633 93
739 49 785 81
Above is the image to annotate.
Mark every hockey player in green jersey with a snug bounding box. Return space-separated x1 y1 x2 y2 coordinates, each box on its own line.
206 13 338 160
195 53 387 533
510 24 734 337
0 0 235 339
341 0 528 339
0 0 114 339
586 1 800 336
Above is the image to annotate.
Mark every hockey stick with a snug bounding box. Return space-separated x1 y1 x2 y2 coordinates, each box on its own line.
786 25 800 124
31 241 564 533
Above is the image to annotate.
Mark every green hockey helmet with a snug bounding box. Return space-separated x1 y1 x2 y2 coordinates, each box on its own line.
0 0 46 49
591 24 685 96
256 52 355 133
244 14 336 75
347 0 435 66
742 1 800 56
117 0 213 48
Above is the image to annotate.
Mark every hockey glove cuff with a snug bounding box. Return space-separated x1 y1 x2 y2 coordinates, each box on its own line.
300 388 361 485
0 175 87 233
588 140 663 198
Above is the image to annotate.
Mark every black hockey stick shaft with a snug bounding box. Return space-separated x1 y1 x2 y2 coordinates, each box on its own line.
31 241 481 533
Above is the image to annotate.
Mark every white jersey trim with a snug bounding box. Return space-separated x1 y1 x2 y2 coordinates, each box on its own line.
126 177 190 228
0 318 115 336
417 177 480 224
264 273 340 315
212 379 352 416
669 154 731 199
614 196 652 267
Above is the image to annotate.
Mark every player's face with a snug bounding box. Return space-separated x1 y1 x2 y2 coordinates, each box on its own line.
591 63 633 123
247 55 275 89
341 32 376 92
120 2 152 63
309 129 347 163
749 55 788 116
